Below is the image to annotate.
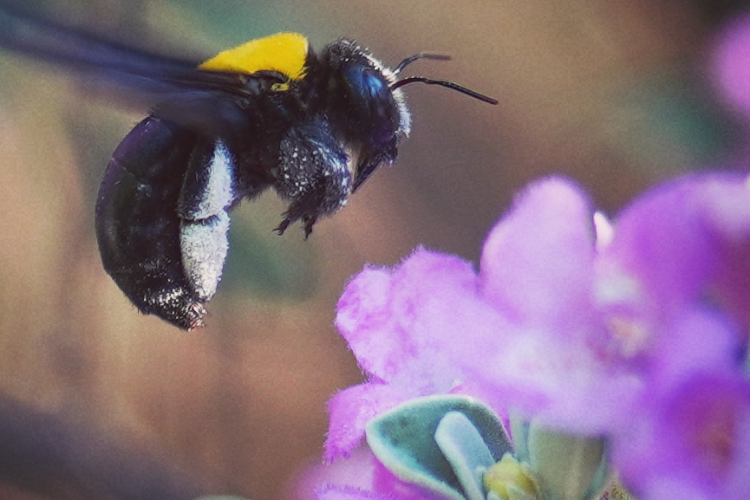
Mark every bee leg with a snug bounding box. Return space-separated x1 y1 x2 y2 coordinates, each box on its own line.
273 217 293 236
274 119 351 237
177 140 235 304
302 215 318 239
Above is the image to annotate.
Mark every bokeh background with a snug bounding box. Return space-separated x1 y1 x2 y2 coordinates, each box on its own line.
0 1 748 499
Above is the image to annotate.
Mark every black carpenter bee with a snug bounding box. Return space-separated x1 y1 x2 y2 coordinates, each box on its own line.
0 4 497 329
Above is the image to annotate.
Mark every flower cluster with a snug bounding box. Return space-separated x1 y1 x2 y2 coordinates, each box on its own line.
303 172 750 500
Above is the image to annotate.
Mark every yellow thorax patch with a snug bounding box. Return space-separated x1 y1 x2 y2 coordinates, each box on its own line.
199 32 308 84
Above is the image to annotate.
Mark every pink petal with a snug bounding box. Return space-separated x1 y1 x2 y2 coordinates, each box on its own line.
325 383 407 462
480 177 596 334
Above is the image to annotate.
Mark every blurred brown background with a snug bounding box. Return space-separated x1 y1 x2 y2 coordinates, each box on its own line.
0 0 746 499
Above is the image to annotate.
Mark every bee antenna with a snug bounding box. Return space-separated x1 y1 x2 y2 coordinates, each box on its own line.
393 53 451 74
391 76 498 105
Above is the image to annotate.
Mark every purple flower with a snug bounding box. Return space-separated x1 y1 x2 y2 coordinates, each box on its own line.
713 12 750 120
614 370 750 500
295 446 434 500
460 173 750 434
459 177 639 433
326 249 505 461
321 172 750 498
597 172 750 338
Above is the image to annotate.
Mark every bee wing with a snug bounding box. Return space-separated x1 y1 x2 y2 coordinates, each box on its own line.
0 3 253 138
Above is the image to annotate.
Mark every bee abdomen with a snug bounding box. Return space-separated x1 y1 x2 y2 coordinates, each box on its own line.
95 116 234 329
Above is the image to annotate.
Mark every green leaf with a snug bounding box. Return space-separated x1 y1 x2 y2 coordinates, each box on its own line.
525 424 609 500
366 395 512 500
436 411 497 500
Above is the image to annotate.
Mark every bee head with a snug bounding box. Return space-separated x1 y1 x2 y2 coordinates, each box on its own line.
318 39 408 149
316 39 498 190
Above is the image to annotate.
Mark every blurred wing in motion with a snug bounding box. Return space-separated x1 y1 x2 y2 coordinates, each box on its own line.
0 2 253 138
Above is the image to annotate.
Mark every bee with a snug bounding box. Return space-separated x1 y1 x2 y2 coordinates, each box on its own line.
0 4 497 329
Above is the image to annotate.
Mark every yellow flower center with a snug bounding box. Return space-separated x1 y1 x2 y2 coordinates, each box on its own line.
483 453 542 500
